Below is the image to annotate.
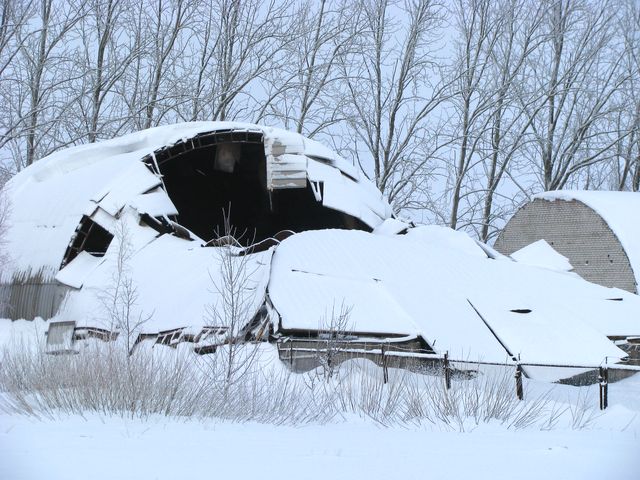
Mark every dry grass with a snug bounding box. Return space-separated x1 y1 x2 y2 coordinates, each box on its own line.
0 342 596 431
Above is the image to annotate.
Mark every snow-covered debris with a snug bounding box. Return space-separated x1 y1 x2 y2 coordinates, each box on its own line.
511 239 574 273
269 228 638 375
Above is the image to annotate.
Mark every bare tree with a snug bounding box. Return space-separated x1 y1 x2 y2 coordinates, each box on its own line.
446 0 504 230
205 216 267 392
612 0 640 191
100 219 151 356
475 1 545 241
0 1 35 170
256 0 356 139
116 0 195 131
181 0 295 123
0 0 34 79
12 0 83 168
316 301 353 380
340 0 452 213
520 0 627 191
71 0 141 143
179 0 217 122
447 0 546 240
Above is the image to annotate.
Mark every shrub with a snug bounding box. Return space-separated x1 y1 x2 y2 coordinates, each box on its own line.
0 341 599 431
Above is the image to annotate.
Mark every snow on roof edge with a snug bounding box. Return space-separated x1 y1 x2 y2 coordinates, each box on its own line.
534 191 640 288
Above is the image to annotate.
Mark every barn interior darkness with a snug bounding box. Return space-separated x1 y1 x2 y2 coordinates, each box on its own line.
154 136 368 244
61 216 114 268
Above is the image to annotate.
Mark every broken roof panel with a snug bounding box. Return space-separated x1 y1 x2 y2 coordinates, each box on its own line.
58 233 273 333
92 161 162 216
55 251 105 289
129 191 178 218
268 228 637 369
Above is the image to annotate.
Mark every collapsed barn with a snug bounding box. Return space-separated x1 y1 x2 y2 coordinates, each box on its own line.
2 123 639 383
1 123 389 320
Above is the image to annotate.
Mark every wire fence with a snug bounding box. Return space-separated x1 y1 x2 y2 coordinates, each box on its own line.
276 337 640 411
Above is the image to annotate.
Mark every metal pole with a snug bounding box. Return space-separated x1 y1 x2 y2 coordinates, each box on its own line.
289 341 293 367
604 367 609 410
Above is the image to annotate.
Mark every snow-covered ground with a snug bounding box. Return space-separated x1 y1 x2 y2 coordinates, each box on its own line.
1 408 639 480
1 319 639 480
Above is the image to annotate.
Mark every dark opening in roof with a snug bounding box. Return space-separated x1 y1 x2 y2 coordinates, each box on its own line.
147 131 369 244
61 216 114 268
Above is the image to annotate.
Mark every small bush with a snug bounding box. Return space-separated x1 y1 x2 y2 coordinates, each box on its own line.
0 342 595 431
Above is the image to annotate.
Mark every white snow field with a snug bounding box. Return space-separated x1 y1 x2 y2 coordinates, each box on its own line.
1 320 640 480
1 406 639 480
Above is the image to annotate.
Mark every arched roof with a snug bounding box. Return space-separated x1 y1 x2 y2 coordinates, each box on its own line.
534 191 640 286
3 122 392 282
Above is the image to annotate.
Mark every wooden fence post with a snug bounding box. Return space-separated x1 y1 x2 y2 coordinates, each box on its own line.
381 344 388 384
599 366 608 410
289 341 293 367
515 364 524 400
444 351 451 390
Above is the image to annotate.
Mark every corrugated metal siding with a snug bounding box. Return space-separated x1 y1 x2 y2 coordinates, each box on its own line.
494 199 637 293
0 269 70 320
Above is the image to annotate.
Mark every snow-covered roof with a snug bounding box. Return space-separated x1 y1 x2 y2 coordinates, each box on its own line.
269 227 639 370
3 122 392 282
534 191 640 285
46 221 639 378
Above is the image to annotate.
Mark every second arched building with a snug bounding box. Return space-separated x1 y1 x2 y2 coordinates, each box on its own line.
495 191 640 294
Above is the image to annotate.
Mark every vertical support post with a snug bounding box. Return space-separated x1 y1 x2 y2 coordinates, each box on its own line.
288 341 293 367
599 366 608 410
603 367 609 409
444 351 451 390
515 364 524 400
381 343 388 384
